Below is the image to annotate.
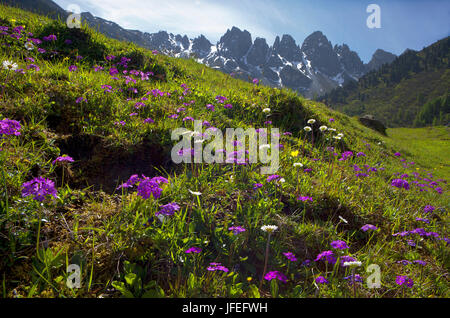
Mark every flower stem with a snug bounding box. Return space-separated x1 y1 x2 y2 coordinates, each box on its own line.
260 233 272 290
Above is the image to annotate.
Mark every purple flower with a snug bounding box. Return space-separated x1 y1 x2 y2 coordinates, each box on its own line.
407 240 416 247
397 260 412 265
52 155 74 164
357 152 366 157
116 174 141 190
415 217 430 224
22 177 57 202
185 247 202 254
297 196 313 202
330 240 349 250
339 151 353 161
344 274 362 285
215 95 227 103
156 202 180 216
283 252 298 262
253 183 263 190
394 152 401 157
329 118 335 123
229 226 246 235
361 224 378 231
136 176 168 199
0 118 21 136
266 174 280 182
340 255 356 265
207 263 229 272
315 276 329 284
264 271 287 283
183 116 194 122
395 275 414 288
64 39 72 45
413 260 426 266
391 178 410 190
424 205 435 213
224 103 233 109
315 250 337 265
144 118 154 124
252 78 259 84
75 96 86 103
43 34 57 41
26 64 40 71
301 260 311 267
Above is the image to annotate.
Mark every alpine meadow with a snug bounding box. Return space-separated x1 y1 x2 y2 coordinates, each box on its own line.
0 2 449 301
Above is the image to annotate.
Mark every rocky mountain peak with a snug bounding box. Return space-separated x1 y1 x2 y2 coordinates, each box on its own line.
246 37 270 66
366 49 397 72
192 34 212 58
301 31 341 76
217 26 252 60
273 34 301 61
334 44 365 77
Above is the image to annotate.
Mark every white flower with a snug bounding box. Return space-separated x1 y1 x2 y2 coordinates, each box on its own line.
328 128 336 132
338 215 348 224
259 144 270 150
262 108 271 113
156 214 166 223
333 136 341 140
337 133 344 137
304 126 312 132
319 125 328 132
278 178 285 183
307 119 316 124
261 225 278 233
194 139 205 144
24 42 34 50
2 60 18 71
293 162 303 167
343 261 362 267
188 189 202 196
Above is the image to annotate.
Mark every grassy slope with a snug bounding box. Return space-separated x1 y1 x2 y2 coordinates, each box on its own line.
0 5 448 298
342 69 450 127
386 127 450 180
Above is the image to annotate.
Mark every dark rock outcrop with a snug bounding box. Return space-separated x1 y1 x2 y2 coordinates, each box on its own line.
359 115 386 135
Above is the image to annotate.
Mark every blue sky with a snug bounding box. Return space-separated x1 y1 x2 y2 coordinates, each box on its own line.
53 0 450 62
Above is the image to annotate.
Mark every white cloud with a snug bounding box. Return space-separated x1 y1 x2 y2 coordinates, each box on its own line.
55 0 277 43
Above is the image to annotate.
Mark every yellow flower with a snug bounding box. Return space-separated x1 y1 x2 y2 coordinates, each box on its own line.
291 150 299 157
247 277 252 282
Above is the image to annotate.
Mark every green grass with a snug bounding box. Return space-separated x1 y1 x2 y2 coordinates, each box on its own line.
386 126 450 180
0 4 448 299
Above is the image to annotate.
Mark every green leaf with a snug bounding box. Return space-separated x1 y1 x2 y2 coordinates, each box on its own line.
112 281 134 298
248 284 260 298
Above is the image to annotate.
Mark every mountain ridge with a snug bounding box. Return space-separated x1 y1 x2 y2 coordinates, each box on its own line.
319 36 450 127
2 0 397 97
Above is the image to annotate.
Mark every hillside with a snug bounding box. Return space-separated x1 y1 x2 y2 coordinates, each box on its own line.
320 37 450 127
0 4 448 299
1 0 398 99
